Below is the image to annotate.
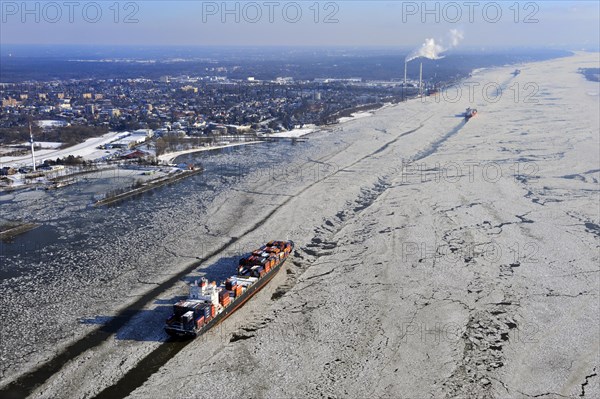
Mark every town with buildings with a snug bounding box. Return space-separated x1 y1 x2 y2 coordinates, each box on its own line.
0 74 413 139
0 73 421 188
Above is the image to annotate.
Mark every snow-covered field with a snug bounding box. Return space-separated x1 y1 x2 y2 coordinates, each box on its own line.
268 126 317 138
157 141 264 164
0 131 125 168
0 52 598 399
337 110 374 123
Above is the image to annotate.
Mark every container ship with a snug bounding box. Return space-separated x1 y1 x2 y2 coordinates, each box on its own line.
464 107 478 120
165 240 294 337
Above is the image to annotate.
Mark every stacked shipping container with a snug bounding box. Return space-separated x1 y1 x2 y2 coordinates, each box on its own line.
165 240 293 337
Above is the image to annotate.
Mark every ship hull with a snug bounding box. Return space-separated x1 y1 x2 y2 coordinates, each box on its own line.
165 242 292 338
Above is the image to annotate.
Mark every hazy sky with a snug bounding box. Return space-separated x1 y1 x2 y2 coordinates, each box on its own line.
1 1 598 48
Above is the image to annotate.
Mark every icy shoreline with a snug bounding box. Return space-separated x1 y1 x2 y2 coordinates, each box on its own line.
156 141 265 164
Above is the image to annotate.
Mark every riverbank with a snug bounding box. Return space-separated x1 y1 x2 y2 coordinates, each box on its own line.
157 141 264 164
157 103 402 164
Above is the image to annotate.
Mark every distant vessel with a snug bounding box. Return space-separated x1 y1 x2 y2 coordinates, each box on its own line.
46 179 76 190
512 69 521 76
464 107 478 120
165 240 294 337
426 87 439 96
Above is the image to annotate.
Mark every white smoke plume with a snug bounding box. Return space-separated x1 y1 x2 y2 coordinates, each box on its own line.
449 29 464 47
405 29 464 62
405 38 445 62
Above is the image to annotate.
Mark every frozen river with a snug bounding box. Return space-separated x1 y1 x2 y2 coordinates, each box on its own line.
1 52 599 399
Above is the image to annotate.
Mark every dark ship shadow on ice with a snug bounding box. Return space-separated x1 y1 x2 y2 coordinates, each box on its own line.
78 254 251 342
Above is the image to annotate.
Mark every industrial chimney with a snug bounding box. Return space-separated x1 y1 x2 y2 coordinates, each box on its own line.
29 122 36 171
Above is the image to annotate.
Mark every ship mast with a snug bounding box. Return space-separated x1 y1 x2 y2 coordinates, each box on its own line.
403 60 407 101
29 122 36 171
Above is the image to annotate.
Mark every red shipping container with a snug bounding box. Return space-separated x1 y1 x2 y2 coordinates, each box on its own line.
220 291 230 303
210 304 215 317
196 316 205 328
235 285 243 297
